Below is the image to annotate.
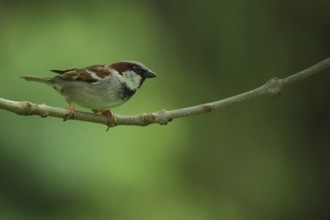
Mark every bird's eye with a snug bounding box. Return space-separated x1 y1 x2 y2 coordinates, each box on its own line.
132 65 145 74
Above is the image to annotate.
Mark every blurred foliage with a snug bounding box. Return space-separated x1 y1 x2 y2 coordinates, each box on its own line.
0 0 329 219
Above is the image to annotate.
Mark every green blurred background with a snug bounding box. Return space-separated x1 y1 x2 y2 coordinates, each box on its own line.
0 0 329 219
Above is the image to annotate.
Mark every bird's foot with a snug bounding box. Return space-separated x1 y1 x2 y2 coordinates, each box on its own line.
64 97 75 121
93 109 117 131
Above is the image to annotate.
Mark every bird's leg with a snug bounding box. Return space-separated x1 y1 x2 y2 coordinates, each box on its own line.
64 97 75 121
93 109 117 131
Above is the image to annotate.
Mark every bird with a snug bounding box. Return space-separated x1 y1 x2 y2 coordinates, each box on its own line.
21 61 157 129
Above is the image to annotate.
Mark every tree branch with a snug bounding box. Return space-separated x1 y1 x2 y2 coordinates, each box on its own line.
1 57 330 128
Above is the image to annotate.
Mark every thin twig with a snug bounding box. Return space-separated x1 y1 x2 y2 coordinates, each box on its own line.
1 57 329 128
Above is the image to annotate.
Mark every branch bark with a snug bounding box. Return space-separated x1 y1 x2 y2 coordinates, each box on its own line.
1 57 330 128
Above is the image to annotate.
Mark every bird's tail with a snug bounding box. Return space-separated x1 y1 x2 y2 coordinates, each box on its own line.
21 76 52 85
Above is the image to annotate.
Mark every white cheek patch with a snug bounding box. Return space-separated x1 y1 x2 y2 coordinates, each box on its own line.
122 71 142 90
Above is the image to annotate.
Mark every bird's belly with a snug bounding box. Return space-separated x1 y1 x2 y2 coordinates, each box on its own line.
58 80 127 110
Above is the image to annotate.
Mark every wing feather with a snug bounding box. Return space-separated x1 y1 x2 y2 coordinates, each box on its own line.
50 65 111 83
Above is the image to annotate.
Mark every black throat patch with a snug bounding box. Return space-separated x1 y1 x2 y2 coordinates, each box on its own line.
118 84 136 100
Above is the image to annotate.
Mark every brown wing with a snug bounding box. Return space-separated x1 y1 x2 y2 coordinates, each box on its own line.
51 64 112 83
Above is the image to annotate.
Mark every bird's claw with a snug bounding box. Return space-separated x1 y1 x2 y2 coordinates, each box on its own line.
93 109 117 131
64 97 75 121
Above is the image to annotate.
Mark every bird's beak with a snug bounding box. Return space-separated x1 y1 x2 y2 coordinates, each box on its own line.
143 70 157 78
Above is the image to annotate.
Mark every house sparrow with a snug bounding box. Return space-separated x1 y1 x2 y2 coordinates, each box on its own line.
21 61 157 128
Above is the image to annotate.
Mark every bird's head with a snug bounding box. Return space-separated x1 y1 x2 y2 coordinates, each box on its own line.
110 61 157 90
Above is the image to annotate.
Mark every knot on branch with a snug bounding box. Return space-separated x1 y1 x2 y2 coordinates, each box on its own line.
202 104 213 113
262 77 283 96
24 101 34 115
20 102 48 117
20 101 38 115
141 113 156 126
153 108 170 125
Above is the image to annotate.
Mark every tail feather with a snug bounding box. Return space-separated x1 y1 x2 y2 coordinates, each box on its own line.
51 68 78 74
21 76 52 84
